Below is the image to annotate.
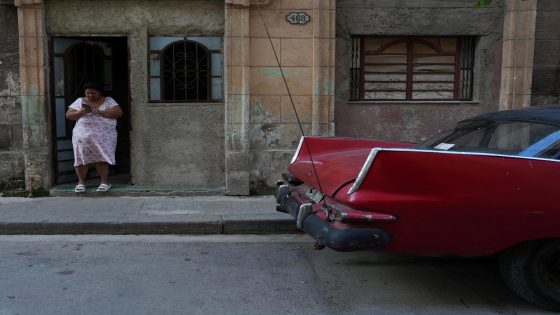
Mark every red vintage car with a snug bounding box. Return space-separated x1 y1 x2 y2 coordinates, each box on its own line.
276 106 560 311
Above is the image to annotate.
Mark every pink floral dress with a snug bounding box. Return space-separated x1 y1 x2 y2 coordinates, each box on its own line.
69 97 119 166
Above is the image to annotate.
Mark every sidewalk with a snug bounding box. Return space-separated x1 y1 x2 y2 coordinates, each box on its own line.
0 195 299 235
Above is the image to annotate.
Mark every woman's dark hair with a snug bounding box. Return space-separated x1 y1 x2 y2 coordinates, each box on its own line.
82 81 105 94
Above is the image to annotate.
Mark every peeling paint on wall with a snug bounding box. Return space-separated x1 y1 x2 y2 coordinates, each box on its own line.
259 123 281 147
0 71 18 96
252 100 274 122
0 3 24 191
322 78 334 96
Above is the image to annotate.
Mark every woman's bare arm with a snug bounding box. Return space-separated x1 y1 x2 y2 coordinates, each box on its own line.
95 105 123 119
65 108 88 121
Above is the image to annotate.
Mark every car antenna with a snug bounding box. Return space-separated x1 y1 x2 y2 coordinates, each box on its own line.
256 3 327 203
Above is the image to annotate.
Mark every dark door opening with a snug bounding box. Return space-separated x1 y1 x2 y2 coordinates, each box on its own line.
51 37 130 184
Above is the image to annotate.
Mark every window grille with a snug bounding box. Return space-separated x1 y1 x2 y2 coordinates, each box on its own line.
460 37 475 100
162 40 209 101
149 36 223 102
350 36 475 101
350 37 361 100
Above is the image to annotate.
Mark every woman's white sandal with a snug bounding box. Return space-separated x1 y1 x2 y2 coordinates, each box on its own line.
74 184 86 193
96 183 111 192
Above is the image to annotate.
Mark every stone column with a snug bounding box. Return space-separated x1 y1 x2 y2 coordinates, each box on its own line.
312 0 335 135
14 0 50 190
499 0 537 110
224 0 253 195
224 0 335 194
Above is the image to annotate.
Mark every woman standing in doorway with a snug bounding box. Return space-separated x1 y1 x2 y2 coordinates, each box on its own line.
65 82 123 192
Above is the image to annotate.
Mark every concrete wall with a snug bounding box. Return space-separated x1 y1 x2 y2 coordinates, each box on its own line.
335 0 505 142
0 2 25 191
45 0 225 186
532 0 560 105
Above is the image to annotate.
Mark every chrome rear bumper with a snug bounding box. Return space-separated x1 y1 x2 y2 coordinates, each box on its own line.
276 184 390 252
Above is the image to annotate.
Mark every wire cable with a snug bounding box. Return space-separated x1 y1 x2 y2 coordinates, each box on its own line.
256 4 327 202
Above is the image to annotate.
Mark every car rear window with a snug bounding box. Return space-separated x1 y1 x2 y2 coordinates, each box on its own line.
416 120 560 158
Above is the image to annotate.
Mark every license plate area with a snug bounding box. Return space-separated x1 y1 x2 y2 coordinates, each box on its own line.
305 188 324 203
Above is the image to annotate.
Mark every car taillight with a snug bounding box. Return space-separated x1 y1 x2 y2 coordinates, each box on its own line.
325 204 397 223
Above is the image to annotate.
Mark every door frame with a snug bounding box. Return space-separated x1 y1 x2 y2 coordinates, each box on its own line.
48 36 131 185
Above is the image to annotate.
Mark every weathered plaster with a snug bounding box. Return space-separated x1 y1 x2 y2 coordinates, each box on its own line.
45 0 224 35
335 0 505 143
224 0 335 194
531 0 560 105
499 0 537 109
0 152 24 183
0 3 23 169
15 0 50 190
224 3 251 194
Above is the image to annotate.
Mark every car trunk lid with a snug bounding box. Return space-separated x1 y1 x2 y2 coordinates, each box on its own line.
287 137 414 196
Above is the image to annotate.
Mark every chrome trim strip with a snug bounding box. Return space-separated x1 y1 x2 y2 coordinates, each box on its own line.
290 136 305 164
377 147 560 163
348 148 382 195
347 146 560 195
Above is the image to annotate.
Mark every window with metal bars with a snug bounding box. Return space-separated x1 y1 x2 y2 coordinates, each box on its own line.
350 36 475 101
149 36 223 102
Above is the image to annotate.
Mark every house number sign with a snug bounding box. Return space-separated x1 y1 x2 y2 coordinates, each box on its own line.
286 12 310 25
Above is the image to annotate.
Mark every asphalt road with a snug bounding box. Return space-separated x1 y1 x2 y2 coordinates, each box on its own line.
0 235 549 315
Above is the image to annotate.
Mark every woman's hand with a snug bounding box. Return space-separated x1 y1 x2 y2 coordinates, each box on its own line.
92 108 109 118
78 107 91 118
82 103 92 113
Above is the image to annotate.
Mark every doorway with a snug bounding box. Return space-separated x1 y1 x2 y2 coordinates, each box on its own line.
50 37 130 184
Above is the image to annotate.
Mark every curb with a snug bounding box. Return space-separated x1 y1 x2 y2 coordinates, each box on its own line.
0 218 300 235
